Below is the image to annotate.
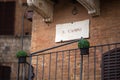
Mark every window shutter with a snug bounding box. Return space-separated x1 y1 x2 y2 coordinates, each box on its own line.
102 48 120 80
0 1 15 35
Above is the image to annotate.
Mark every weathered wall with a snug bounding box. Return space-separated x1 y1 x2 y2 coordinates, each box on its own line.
0 36 31 80
0 0 32 80
0 36 31 62
31 0 120 80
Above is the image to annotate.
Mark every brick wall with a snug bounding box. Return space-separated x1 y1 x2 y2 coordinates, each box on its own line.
31 0 120 51
15 0 32 36
31 0 120 80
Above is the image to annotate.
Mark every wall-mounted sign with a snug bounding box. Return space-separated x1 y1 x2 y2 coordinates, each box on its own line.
55 19 89 42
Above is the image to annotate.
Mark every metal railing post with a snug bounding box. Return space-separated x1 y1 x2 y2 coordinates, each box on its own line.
80 55 83 80
28 55 32 80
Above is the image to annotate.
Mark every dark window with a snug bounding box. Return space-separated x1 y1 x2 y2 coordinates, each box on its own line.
102 48 120 80
0 66 11 80
0 1 15 35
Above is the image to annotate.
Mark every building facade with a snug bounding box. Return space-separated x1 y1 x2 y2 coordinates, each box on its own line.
0 0 120 80
30 0 120 80
0 0 32 80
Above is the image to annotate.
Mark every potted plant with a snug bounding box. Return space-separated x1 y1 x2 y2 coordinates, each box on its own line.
16 50 27 63
78 37 90 55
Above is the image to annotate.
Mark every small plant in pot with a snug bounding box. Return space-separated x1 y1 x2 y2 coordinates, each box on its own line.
16 50 27 63
78 37 90 55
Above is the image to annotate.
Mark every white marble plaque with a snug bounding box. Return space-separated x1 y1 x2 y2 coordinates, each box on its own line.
55 19 89 42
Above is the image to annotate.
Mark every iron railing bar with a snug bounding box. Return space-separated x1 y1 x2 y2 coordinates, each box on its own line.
31 40 80 55
26 42 120 80
28 56 32 80
36 56 39 80
30 48 80 57
30 42 120 56
74 50 77 80
42 55 45 80
30 49 78 56
61 52 64 80
68 50 70 80
21 64 23 80
108 45 110 80
87 54 89 80
17 62 20 80
115 44 117 79
25 63 27 79
29 52 52 57
48 53 52 80
80 55 83 80
22 63 26 80
90 42 120 48
100 46 103 80
94 47 96 80
55 53 58 80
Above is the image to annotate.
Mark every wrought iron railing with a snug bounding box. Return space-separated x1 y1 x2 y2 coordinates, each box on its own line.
17 41 120 80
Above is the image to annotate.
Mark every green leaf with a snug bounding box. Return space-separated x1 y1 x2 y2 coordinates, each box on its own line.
16 50 27 58
78 38 90 48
